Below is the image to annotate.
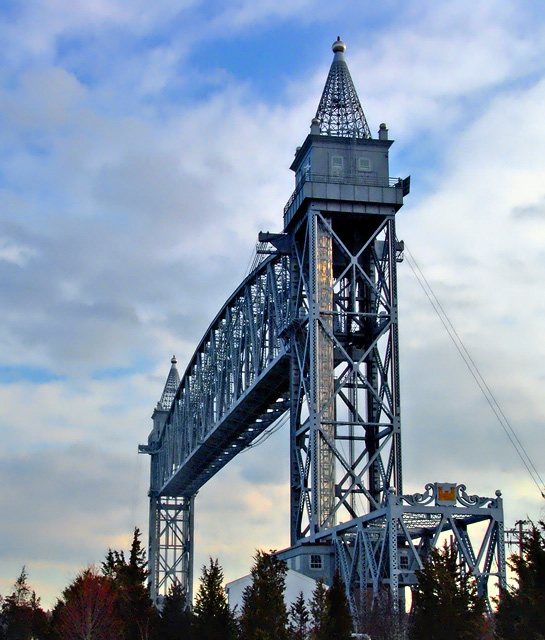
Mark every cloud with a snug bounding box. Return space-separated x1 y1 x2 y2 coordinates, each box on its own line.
512 195 545 219
0 443 147 606
0 0 544 611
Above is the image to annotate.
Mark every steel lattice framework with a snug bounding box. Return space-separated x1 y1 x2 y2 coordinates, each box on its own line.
140 254 291 603
140 38 506 617
287 204 403 539
315 37 371 139
330 483 505 622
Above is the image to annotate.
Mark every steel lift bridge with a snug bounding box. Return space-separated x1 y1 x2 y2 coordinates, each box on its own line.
140 38 506 614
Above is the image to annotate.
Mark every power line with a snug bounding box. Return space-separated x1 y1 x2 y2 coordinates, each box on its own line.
403 243 545 500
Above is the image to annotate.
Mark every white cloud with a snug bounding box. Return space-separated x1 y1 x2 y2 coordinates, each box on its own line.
0 0 544 610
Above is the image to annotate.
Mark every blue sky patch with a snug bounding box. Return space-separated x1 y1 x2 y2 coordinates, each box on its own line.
0 365 64 385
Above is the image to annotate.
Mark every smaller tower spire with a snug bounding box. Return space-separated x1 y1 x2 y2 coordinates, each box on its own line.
314 37 371 139
158 355 180 411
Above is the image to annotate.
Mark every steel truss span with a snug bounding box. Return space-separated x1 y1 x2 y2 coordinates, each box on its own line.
140 253 291 604
140 37 506 616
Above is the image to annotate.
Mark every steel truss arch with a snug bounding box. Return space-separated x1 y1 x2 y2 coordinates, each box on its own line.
140 253 291 604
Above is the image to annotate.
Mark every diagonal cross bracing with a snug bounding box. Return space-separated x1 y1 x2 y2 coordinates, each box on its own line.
147 253 291 499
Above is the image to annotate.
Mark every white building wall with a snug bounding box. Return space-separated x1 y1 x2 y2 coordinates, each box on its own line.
225 568 319 612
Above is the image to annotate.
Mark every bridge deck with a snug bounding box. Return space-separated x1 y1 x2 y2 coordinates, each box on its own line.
142 253 292 499
160 352 290 497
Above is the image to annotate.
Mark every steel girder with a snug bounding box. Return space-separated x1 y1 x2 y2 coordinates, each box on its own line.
148 253 291 496
141 254 291 602
330 483 506 619
288 207 402 544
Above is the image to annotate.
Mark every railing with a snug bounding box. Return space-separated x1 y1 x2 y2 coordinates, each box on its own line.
283 172 403 215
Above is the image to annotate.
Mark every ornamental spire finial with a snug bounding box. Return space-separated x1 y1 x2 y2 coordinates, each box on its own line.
158 355 180 411
332 36 346 54
314 38 371 139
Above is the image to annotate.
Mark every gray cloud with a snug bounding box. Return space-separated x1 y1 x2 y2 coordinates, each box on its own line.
512 196 545 219
0 445 140 562
0 0 545 610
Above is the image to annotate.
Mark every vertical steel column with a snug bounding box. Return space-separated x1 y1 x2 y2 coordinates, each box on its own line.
363 244 381 507
148 494 194 607
387 489 400 612
309 211 335 531
148 493 159 600
289 236 304 546
388 218 403 496
496 492 507 591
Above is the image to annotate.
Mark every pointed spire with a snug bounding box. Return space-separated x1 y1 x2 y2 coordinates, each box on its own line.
314 37 371 139
158 355 180 411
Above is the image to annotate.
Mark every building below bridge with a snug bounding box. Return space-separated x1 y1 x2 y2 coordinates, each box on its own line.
225 568 318 611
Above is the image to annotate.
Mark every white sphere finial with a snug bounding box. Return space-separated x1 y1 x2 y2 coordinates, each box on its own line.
332 36 346 54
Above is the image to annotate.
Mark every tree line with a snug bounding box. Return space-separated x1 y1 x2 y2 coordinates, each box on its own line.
1 522 544 640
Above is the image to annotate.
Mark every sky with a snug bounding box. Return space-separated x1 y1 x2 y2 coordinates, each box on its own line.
0 0 545 609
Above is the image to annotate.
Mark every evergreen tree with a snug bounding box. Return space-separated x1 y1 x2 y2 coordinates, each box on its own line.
239 551 289 640
309 580 328 640
119 528 157 640
309 573 352 640
102 527 158 640
355 591 406 640
193 559 235 640
495 522 545 640
288 592 310 640
409 542 485 640
324 571 352 640
0 567 49 640
157 583 194 640
102 548 125 580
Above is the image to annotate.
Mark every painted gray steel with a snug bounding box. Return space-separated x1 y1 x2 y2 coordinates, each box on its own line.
140 38 506 616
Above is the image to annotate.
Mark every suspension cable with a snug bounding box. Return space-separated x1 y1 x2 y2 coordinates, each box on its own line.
403 243 545 500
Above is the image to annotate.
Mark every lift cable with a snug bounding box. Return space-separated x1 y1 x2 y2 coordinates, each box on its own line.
403 243 545 500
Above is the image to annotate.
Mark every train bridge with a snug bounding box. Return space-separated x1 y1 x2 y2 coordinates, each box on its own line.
140 38 506 615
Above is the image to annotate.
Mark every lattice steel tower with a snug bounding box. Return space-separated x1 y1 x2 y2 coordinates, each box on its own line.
141 38 506 616
281 34 404 548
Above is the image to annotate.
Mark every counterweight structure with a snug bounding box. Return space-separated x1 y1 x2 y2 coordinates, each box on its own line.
140 39 506 615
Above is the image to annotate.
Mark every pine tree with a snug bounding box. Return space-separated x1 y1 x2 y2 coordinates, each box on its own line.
495 522 545 640
193 558 235 640
239 551 289 640
102 547 125 579
324 571 352 640
157 583 194 640
120 528 157 640
409 542 485 640
0 567 49 640
288 592 310 640
309 573 352 640
102 527 158 640
309 579 328 640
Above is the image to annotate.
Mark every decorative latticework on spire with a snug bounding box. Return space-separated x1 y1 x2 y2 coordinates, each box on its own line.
158 355 180 410
315 37 371 139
